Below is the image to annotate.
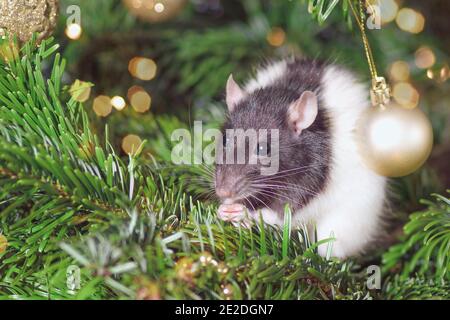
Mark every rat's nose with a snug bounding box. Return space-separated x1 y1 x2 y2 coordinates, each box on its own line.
216 187 233 199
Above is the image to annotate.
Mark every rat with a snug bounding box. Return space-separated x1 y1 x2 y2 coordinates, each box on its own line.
214 57 387 258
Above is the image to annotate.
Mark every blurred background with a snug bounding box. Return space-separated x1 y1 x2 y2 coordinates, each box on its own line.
54 0 448 217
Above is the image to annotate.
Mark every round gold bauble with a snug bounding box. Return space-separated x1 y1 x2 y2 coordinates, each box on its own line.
356 103 433 177
122 0 187 23
0 0 59 43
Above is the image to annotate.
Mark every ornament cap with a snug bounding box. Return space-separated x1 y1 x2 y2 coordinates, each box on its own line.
370 77 391 107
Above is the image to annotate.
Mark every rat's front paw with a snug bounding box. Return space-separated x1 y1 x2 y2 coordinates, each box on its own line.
218 203 247 223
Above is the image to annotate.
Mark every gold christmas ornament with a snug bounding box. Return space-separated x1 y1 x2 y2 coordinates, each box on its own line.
350 1 433 178
122 0 187 23
356 102 433 177
0 0 59 43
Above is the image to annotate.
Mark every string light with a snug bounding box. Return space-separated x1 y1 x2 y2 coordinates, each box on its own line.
396 8 425 34
65 23 82 40
111 96 127 111
128 57 157 81
93 95 113 117
128 86 152 113
122 134 143 155
414 47 435 69
389 60 410 82
266 27 286 47
392 82 419 109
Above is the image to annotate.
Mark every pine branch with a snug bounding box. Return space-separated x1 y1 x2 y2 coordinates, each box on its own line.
382 192 450 282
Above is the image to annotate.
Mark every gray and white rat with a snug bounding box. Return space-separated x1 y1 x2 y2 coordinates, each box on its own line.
214 57 387 258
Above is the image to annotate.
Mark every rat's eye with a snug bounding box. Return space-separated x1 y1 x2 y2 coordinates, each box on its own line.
256 141 270 156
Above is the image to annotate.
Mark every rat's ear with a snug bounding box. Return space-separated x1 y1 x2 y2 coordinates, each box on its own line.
287 91 318 135
226 74 245 112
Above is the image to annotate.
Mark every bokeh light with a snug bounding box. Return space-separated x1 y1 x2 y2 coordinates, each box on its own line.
128 57 157 81
69 80 92 103
128 86 152 113
396 8 425 34
65 23 82 40
266 27 286 47
122 134 143 155
154 2 165 13
93 95 113 117
111 96 126 111
379 0 398 24
414 46 435 69
440 65 449 82
393 82 419 109
389 60 410 82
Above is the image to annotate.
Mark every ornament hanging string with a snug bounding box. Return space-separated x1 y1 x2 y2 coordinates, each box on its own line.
349 0 433 178
348 0 391 106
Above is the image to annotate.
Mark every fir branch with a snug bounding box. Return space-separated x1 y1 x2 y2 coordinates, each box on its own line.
382 192 450 282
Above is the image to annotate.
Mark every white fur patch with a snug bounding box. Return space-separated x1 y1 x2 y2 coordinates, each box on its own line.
245 60 288 93
292 65 387 258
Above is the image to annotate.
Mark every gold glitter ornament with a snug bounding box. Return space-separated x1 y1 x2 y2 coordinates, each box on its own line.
0 0 59 43
122 0 186 23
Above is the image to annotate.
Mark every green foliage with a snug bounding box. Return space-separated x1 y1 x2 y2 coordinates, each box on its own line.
0 0 449 300
383 276 450 300
0 37 367 300
305 0 352 26
383 192 450 282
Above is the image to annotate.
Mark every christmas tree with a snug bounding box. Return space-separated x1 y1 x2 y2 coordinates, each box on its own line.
0 0 449 299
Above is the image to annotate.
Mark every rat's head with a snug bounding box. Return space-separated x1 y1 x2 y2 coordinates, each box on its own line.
214 75 330 212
